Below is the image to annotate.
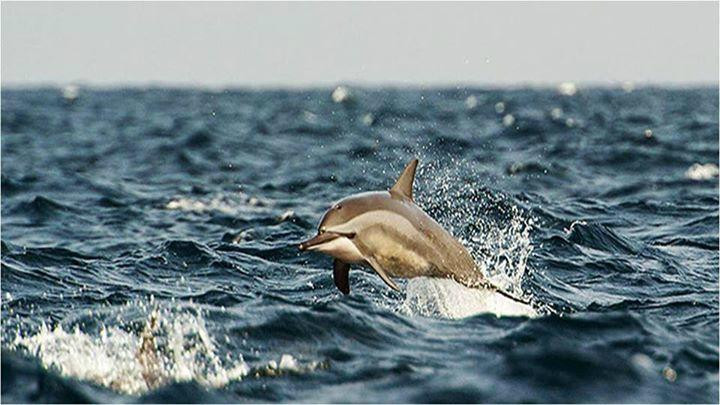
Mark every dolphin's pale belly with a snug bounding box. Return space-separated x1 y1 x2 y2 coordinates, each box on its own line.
359 225 436 278
372 243 431 278
356 214 484 287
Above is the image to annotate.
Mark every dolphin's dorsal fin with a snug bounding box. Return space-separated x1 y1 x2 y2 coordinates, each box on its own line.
390 158 418 201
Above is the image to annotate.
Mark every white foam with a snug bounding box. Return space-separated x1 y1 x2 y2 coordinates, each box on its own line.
465 95 479 109
331 86 351 103
410 160 539 317
685 163 719 181
630 353 654 373
13 323 151 394
502 114 515 127
558 82 578 96
62 84 79 101
8 302 330 395
467 207 535 298
165 192 273 215
400 277 537 319
621 81 635 93
361 113 375 126
277 210 295 222
303 110 318 123
550 107 563 120
9 306 250 395
564 220 587 235
256 353 326 377
494 102 505 114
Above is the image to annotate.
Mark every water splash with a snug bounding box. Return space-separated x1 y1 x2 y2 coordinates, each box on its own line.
417 159 535 299
366 157 537 319
6 300 323 396
466 205 535 298
8 302 249 395
400 277 536 319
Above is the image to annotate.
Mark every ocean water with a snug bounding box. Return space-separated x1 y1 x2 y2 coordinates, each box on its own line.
1 86 718 403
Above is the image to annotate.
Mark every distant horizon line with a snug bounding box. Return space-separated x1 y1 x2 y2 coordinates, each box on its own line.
2 79 718 91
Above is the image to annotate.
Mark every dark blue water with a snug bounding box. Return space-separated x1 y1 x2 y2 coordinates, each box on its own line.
1 86 718 403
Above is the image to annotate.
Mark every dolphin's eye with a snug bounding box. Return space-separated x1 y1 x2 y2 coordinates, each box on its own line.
336 205 342 210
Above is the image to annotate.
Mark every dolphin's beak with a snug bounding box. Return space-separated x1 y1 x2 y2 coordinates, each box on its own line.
298 232 341 251
299 231 356 251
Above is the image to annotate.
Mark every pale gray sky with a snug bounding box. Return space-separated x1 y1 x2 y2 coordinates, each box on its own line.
2 2 718 87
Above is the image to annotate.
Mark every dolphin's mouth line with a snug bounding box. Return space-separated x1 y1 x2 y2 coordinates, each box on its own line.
298 231 355 251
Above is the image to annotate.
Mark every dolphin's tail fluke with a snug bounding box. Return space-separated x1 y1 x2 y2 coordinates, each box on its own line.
487 284 533 306
459 276 534 307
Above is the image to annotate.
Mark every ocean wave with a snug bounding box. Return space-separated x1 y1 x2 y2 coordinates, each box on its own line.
6 300 325 396
2 87 717 403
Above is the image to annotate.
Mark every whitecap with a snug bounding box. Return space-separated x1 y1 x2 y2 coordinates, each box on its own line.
557 82 577 96
361 113 374 126
164 192 273 215
253 353 327 377
621 81 635 93
7 301 330 395
685 163 719 181
9 307 250 395
465 95 479 109
494 101 506 114
502 114 515 127
62 84 80 101
331 86 351 103
550 107 564 120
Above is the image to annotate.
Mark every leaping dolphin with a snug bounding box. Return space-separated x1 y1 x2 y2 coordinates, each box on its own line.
299 158 529 304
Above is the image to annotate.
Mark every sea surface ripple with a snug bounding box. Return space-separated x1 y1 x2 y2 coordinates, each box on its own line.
1 86 718 403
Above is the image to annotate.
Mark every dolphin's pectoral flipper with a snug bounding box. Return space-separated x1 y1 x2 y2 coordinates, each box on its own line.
389 158 418 202
365 256 401 291
333 259 351 295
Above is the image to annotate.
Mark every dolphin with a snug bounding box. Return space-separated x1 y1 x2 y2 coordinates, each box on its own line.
299 158 529 304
